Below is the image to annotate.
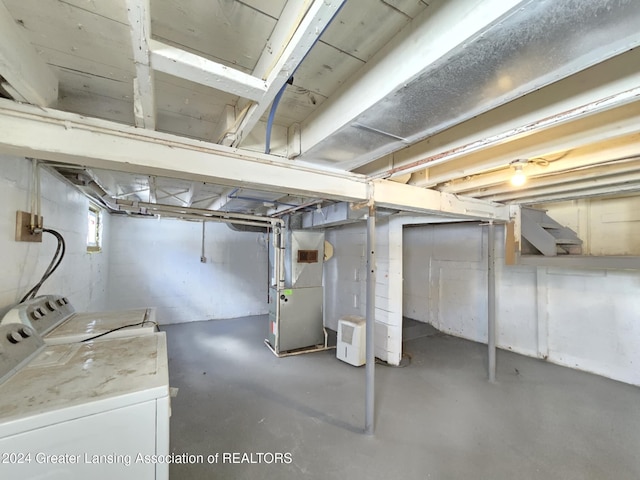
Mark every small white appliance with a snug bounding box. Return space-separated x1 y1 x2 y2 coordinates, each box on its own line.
336 315 366 366
0 322 170 479
2 295 157 344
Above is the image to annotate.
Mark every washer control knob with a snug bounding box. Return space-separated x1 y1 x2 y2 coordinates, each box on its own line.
7 331 22 344
19 327 33 338
62 297 69 305
45 300 57 311
56 298 65 306
30 309 43 321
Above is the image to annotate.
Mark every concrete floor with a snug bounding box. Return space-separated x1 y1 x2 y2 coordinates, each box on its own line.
162 316 640 480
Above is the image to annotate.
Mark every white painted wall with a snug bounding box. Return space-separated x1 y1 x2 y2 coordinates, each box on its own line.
403 222 640 386
106 216 269 324
324 218 398 364
324 223 367 331
541 197 640 255
0 154 110 317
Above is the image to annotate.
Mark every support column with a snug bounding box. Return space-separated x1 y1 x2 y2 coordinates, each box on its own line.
487 221 496 382
365 203 376 435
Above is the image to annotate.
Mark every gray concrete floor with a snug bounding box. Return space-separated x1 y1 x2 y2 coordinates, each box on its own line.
162 316 640 480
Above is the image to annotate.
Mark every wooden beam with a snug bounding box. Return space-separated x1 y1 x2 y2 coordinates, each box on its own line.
126 0 155 129
0 100 509 221
0 1 57 106
232 0 346 147
376 49 640 183
442 133 640 195
371 179 509 221
149 40 267 101
0 99 367 201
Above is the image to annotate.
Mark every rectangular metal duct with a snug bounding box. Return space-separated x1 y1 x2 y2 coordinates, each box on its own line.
299 0 640 171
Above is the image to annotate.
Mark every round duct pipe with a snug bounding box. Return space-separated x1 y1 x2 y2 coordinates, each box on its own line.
226 223 269 233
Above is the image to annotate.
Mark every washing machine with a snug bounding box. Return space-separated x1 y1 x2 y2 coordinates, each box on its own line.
0 322 170 479
2 295 157 344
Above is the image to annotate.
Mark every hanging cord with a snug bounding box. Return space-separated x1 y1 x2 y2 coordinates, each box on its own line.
19 228 66 303
80 319 159 343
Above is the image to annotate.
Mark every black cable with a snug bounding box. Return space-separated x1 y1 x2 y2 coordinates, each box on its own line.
80 320 159 343
19 228 66 304
24 228 65 300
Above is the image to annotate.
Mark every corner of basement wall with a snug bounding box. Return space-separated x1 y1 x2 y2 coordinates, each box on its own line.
402 221 640 386
0 154 110 317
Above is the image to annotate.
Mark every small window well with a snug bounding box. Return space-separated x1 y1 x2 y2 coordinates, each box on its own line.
297 250 318 263
87 204 102 253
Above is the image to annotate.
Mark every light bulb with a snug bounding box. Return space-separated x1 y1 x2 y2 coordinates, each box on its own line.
511 165 526 187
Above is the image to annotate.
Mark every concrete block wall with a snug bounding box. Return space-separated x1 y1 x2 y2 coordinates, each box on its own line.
542 197 640 255
324 223 367 331
0 155 110 317
106 216 269 324
403 222 640 386
324 218 399 364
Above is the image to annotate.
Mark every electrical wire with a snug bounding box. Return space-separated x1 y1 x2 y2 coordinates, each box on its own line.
19 228 66 304
80 320 159 343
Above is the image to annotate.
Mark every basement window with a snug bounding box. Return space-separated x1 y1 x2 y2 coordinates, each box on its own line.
87 204 102 253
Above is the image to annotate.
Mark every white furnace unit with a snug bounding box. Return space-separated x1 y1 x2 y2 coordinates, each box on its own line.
266 229 327 356
337 315 366 366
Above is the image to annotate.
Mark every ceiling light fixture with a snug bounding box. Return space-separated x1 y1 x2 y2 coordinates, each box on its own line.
510 160 528 187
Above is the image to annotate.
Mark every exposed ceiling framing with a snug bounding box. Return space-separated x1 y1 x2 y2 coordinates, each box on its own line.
0 0 638 219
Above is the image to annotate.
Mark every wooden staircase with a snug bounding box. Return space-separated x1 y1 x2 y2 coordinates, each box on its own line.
521 207 583 256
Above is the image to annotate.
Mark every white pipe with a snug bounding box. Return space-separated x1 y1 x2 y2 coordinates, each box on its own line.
201 221 206 262
116 199 284 226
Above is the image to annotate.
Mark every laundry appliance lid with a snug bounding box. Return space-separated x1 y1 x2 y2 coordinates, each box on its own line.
0 332 169 438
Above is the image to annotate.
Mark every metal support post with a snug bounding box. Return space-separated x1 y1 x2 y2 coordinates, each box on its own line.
487 221 496 383
365 203 376 434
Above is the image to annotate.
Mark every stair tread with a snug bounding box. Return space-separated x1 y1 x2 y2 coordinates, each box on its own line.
554 238 583 244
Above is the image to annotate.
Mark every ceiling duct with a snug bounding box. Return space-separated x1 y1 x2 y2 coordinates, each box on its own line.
299 0 640 172
301 202 398 229
227 223 269 233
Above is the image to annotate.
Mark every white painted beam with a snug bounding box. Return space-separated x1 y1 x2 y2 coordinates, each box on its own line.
251 0 313 82
232 0 346 146
0 100 509 220
372 180 509 221
434 104 640 191
299 0 524 158
126 0 155 129
0 99 367 201
485 171 640 204
475 160 640 200
376 48 640 182
0 0 58 106
444 134 640 195
149 40 267 102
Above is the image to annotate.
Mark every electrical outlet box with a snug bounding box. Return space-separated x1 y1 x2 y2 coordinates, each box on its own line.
15 211 43 242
